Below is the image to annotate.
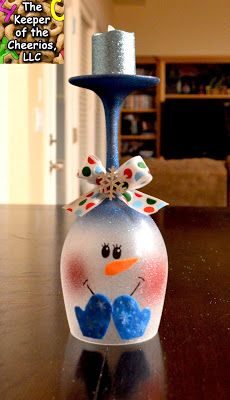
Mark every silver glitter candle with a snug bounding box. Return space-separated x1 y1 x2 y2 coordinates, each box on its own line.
92 25 136 75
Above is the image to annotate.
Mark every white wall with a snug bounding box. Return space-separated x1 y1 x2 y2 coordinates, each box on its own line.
0 1 113 205
0 65 56 205
113 0 230 56
8 66 30 203
0 67 9 203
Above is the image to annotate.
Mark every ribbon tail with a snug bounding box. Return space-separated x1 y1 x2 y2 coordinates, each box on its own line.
118 190 169 215
63 188 104 217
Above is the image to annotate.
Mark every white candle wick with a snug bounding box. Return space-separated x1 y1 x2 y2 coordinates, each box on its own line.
108 25 115 32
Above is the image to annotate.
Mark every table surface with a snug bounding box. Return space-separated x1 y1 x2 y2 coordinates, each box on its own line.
0 205 229 400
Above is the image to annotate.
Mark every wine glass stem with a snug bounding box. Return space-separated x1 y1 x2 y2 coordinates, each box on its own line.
100 94 126 170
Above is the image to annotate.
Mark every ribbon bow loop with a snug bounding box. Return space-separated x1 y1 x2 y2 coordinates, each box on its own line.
116 156 153 191
64 155 168 217
77 155 106 183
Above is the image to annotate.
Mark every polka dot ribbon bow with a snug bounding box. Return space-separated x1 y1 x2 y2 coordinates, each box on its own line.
64 155 168 216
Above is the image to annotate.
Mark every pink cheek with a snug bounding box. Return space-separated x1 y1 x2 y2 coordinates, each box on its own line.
140 260 167 304
64 258 87 291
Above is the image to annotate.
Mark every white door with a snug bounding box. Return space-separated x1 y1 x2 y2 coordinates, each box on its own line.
64 0 79 204
43 65 58 204
56 65 65 205
78 6 97 193
64 0 106 203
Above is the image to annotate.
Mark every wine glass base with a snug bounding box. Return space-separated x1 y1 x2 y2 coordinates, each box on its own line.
69 329 159 346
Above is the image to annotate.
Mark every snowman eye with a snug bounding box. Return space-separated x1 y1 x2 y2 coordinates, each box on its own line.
101 243 110 258
113 244 122 260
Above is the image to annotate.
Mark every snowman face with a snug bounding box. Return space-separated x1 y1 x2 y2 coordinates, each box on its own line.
61 201 168 344
62 213 166 302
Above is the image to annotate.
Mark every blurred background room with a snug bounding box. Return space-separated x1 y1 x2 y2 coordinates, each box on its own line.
1 0 230 207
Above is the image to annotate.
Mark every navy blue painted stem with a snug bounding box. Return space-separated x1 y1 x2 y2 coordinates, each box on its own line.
99 93 126 170
69 74 160 170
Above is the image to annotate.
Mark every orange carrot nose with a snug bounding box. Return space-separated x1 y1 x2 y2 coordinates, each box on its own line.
105 258 139 276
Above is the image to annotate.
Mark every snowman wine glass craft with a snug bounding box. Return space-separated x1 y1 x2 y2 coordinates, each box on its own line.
61 27 168 345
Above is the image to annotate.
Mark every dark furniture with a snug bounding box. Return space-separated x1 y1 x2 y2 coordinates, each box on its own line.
119 56 230 159
0 206 229 400
161 99 229 159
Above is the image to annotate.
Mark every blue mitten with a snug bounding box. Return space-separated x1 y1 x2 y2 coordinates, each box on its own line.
75 294 112 339
113 296 151 340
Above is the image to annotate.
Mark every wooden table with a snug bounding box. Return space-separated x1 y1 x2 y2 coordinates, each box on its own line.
0 206 229 400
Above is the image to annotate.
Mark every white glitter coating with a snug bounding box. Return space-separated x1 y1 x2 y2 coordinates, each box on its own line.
92 30 136 75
